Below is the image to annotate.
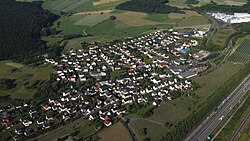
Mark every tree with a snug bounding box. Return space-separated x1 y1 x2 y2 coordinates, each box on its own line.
110 15 116 20
116 0 181 14
0 0 59 62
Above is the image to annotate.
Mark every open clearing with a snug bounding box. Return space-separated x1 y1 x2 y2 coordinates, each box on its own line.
5 62 24 68
0 60 52 99
74 13 111 26
130 118 167 141
115 11 164 27
211 28 236 48
168 0 189 8
193 61 243 101
98 122 132 141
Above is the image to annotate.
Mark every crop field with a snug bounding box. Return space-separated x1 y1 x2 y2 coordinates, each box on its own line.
59 10 209 39
98 122 132 141
74 13 111 26
86 20 171 40
228 39 250 63
0 60 52 99
42 0 91 13
115 11 165 27
43 0 127 14
93 0 121 6
193 0 247 6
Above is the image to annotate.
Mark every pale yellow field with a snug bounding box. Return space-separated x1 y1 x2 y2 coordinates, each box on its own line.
168 10 202 19
115 11 163 27
93 0 121 6
98 122 133 141
74 9 113 15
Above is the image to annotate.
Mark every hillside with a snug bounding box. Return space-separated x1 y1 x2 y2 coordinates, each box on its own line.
0 0 59 62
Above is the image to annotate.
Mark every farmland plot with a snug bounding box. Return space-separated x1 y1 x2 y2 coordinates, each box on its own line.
228 39 250 63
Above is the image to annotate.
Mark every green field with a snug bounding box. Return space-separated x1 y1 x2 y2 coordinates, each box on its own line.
239 121 250 141
228 39 250 63
130 118 167 141
42 36 63 44
74 13 111 26
145 13 170 22
42 0 127 14
29 126 75 141
41 1 212 44
168 0 189 8
0 60 52 99
193 0 247 6
210 28 236 48
42 0 91 14
193 62 243 101
76 120 96 139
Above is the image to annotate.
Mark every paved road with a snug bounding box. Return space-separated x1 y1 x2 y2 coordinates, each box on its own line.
185 73 250 141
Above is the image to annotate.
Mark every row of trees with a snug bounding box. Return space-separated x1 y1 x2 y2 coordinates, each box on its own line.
161 62 250 141
0 78 16 90
116 0 182 14
196 1 250 13
0 0 59 63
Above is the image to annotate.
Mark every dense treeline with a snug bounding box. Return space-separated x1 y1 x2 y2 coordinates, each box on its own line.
186 0 199 5
161 62 250 141
196 1 250 13
116 0 181 14
0 0 59 62
0 78 16 90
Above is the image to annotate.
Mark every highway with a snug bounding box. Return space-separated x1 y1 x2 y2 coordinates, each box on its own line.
185 73 250 141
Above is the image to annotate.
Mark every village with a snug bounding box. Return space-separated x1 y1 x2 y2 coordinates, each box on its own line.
0 30 211 140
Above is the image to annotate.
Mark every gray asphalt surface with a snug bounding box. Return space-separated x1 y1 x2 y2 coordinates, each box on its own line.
185 74 250 141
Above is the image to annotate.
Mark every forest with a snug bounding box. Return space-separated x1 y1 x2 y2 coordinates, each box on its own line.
116 0 181 14
0 0 59 63
196 1 250 13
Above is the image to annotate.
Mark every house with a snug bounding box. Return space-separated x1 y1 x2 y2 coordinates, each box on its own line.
178 71 197 79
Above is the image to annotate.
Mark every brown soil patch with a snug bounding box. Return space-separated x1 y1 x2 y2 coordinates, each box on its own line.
168 10 201 19
93 0 120 6
98 122 133 141
115 11 163 27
